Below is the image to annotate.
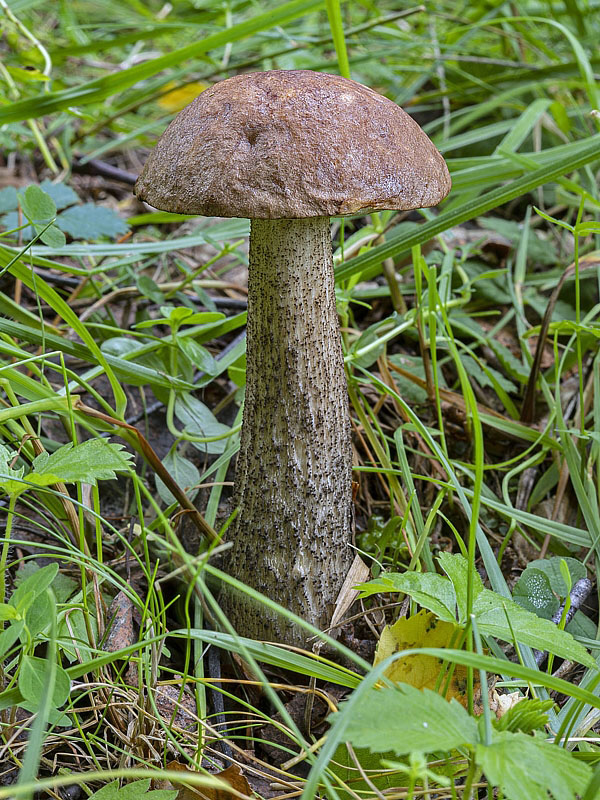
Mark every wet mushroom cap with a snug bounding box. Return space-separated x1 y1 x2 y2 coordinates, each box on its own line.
134 70 451 219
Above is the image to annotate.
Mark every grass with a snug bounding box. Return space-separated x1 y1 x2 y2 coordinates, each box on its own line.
0 0 599 797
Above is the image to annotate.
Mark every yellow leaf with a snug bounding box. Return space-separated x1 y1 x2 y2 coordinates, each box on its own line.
158 81 210 112
374 609 475 706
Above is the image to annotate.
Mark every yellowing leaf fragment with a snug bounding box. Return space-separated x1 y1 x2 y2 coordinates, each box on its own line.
374 609 474 705
158 82 210 112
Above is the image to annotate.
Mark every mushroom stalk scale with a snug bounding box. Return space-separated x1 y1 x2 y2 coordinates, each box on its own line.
134 69 451 647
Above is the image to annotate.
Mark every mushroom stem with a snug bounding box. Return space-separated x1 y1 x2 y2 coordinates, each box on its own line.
224 216 354 646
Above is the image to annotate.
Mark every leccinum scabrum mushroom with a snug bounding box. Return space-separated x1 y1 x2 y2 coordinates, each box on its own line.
134 70 451 647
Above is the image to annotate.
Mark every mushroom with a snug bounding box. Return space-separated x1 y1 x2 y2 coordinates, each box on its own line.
135 70 451 647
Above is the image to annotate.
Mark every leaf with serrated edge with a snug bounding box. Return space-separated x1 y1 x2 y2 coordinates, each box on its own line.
357 572 457 623
88 779 177 800
438 552 484 623
474 589 594 667
33 440 133 485
332 684 477 755
477 731 590 800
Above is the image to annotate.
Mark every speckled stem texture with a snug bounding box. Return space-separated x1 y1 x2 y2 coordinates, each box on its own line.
223 217 354 646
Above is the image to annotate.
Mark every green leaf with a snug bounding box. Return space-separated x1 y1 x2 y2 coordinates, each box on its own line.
0 443 26 495
0 603 19 621
333 684 478 755
495 697 555 734
24 593 55 639
39 180 79 210
40 224 67 248
101 337 146 357
477 731 590 800
20 184 56 223
178 337 218 375
32 439 134 485
88 779 176 800
0 187 18 213
56 203 129 240
175 394 231 454
228 353 246 388
16 185 65 247
474 589 594 667
513 569 558 619
0 622 24 661
19 655 71 708
10 564 59 610
438 552 484 623
137 274 164 304
155 451 200 506
525 557 587 597
327 744 403 799
356 572 457 624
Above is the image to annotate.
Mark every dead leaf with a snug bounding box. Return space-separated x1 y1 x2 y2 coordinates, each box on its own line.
329 554 370 630
155 684 198 730
490 688 524 719
374 609 478 706
104 590 135 652
165 762 251 800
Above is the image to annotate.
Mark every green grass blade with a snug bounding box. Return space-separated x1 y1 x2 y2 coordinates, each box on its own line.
335 133 600 282
0 0 324 124
325 0 351 78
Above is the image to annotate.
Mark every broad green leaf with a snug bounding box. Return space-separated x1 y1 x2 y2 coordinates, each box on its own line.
136 274 164 304
18 185 66 247
0 603 19 621
474 589 594 667
326 744 403 799
24 593 55 639
32 440 134 485
525 557 587 597
155 451 200 506
56 203 129 240
178 337 219 375
477 730 590 800
228 353 246 388
19 654 71 708
136 307 223 329
101 337 146 357
39 180 79 210
332 684 478 755
10 564 59 610
0 621 24 661
495 697 555 734
357 572 457 623
39 224 67 248
20 184 56 223
0 187 18 213
438 552 484 623
88 779 176 800
513 569 558 619
175 394 231 455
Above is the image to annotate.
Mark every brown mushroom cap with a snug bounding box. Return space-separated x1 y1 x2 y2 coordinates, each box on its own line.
135 70 451 219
